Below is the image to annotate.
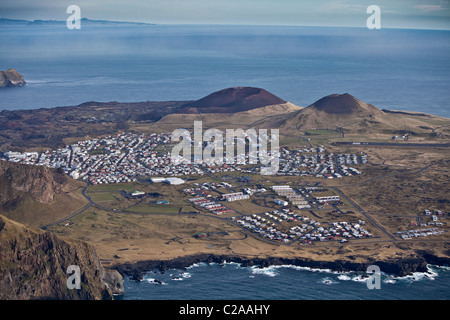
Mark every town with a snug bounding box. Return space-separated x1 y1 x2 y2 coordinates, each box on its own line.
2 131 447 247
1 132 368 184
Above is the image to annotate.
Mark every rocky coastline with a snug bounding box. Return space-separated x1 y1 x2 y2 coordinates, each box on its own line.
114 251 450 281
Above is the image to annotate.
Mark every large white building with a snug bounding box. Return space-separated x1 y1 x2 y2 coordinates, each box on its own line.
165 177 185 185
151 177 185 185
275 199 289 206
222 192 250 202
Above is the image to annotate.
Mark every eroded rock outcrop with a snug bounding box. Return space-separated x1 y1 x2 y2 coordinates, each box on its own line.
0 215 123 300
0 68 26 88
0 160 69 207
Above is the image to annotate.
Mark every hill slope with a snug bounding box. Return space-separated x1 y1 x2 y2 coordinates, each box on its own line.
0 214 123 300
271 93 450 138
176 87 287 114
280 93 387 130
0 160 89 227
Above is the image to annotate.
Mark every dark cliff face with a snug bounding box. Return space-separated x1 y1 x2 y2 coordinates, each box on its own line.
0 68 26 88
0 215 123 300
115 252 450 280
0 161 69 210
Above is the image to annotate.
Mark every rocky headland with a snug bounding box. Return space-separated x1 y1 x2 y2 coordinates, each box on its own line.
0 214 123 300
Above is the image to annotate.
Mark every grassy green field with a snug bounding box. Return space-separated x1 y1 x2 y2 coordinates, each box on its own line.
87 182 139 193
88 193 118 202
124 205 181 214
305 129 335 135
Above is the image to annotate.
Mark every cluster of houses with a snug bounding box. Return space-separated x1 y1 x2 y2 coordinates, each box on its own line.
183 182 233 198
272 185 309 208
230 214 289 242
185 184 253 214
288 220 372 244
264 209 304 223
424 209 445 222
277 148 367 179
396 227 445 240
3 132 175 184
3 151 39 164
1 131 370 183
243 187 266 195
222 192 250 202
189 197 234 215
270 185 343 209
315 196 341 204
230 209 373 244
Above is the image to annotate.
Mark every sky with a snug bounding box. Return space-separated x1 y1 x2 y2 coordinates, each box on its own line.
1 0 450 29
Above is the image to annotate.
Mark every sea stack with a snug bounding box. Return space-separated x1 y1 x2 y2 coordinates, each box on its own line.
0 68 26 88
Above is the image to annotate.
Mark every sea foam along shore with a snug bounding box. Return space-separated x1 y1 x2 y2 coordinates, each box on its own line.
246 263 446 284
121 261 449 297
114 252 450 281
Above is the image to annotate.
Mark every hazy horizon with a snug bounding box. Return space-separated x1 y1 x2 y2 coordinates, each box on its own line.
2 17 450 32
1 0 449 30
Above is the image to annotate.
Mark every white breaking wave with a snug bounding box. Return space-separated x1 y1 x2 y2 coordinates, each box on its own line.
145 278 166 285
250 266 279 277
320 277 339 285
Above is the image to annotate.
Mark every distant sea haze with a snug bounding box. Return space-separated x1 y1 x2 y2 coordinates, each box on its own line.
0 24 449 118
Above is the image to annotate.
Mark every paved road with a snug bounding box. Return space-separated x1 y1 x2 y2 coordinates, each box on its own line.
333 142 450 148
329 186 397 241
39 184 93 229
40 178 444 248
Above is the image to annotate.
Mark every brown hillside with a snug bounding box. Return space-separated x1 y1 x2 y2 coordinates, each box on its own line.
152 102 302 132
0 161 88 227
279 93 394 131
249 93 450 142
176 87 287 114
312 93 371 114
0 214 123 300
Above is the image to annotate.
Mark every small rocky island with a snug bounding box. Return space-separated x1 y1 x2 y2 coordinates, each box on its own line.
0 68 26 88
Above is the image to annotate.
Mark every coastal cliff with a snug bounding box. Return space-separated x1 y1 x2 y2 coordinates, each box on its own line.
0 68 26 88
0 214 123 300
0 160 69 206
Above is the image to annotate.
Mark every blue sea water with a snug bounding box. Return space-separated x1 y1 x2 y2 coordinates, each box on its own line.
0 24 449 117
1 24 449 300
116 262 450 300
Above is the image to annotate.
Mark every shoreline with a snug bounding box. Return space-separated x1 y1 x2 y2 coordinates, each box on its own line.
113 251 450 281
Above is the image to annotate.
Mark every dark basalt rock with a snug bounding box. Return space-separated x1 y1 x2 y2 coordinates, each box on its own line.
114 252 448 279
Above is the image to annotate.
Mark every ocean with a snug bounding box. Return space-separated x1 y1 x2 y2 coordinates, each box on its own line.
0 23 449 300
115 262 450 300
0 24 450 118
